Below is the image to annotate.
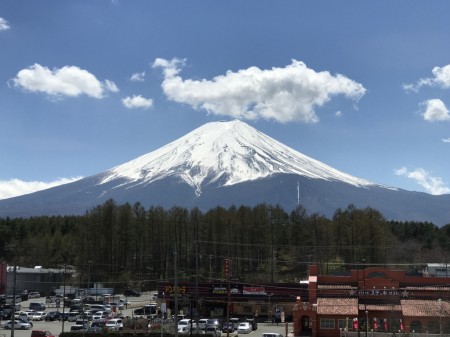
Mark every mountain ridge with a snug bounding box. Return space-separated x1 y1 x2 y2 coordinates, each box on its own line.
0 120 449 226
99 120 380 196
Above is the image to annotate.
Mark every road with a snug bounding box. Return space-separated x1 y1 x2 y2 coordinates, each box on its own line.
0 293 292 337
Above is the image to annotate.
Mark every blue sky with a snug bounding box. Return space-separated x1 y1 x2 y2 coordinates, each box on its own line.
1 1 450 200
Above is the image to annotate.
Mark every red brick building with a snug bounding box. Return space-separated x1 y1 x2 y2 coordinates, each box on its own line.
293 265 450 337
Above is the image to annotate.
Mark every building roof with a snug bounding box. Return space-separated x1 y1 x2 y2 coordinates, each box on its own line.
401 299 450 317
317 298 358 316
314 298 450 318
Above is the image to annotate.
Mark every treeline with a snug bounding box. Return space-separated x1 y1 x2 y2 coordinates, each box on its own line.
0 200 449 290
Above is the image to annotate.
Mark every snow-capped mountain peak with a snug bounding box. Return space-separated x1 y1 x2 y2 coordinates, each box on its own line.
100 120 374 196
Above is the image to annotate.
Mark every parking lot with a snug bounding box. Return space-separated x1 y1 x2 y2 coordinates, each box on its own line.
0 293 292 337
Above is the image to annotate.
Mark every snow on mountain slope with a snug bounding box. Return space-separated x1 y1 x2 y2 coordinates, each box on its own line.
100 120 378 196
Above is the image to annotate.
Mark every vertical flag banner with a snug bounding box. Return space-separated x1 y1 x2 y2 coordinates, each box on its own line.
373 318 378 330
353 318 359 330
400 319 404 332
384 318 388 332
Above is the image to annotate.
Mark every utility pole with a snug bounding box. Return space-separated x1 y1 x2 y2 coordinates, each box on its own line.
88 260 93 295
62 264 67 333
11 259 17 337
174 245 178 337
195 241 199 334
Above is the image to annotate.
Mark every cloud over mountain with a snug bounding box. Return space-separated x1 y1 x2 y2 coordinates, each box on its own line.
153 58 366 123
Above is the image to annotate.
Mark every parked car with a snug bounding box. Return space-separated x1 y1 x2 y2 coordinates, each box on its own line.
0 308 13 319
262 333 283 337
17 311 33 321
81 310 94 321
45 311 61 321
109 301 125 310
29 302 45 311
70 325 87 332
32 311 46 321
68 311 80 322
246 317 258 330
92 311 108 321
1 320 33 330
222 322 235 333
28 292 41 299
237 322 252 334
87 326 104 333
178 325 190 334
17 317 33 327
178 318 193 329
230 317 240 325
105 318 123 331
31 330 56 337
198 318 209 330
118 298 129 308
123 289 141 297
206 326 222 337
74 319 90 330
206 318 222 329
90 321 106 329
134 304 156 316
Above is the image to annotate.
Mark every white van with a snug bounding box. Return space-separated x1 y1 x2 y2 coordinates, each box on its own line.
89 304 107 312
262 333 283 337
68 311 80 322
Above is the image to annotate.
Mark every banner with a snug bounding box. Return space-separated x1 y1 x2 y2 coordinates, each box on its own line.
353 318 359 330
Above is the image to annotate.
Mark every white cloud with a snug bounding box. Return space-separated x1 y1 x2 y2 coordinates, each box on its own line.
335 110 343 117
442 138 450 143
152 58 366 123
394 167 450 195
130 71 146 82
0 177 82 200
122 95 153 109
10 64 118 99
104 79 119 93
421 99 450 122
404 64 450 92
0 17 10 31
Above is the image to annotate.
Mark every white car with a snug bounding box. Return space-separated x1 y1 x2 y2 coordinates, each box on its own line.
109 302 125 310
237 322 252 334
92 311 108 321
1 320 33 330
105 318 123 331
178 325 190 334
67 311 80 322
32 311 46 321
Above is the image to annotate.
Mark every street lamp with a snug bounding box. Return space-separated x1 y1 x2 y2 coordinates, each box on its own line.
268 293 273 322
88 260 93 295
438 299 442 337
365 311 368 337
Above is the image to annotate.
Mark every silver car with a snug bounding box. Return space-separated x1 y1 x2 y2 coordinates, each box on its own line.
2 320 33 330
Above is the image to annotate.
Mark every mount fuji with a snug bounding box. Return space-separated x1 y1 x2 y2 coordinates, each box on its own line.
1 120 449 225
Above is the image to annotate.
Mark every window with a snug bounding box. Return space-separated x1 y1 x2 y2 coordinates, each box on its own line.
338 319 347 330
320 318 335 329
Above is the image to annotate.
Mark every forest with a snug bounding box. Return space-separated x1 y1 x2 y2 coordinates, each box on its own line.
1 199 450 291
